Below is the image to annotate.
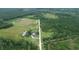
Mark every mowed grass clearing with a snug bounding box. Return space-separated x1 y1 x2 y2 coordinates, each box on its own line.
42 13 59 19
0 18 37 41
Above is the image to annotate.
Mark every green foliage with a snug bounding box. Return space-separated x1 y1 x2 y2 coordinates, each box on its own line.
29 12 79 50
41 13 79 50
0 19 13 29
0 9 79 50
0 37 38 50
0 18 39 50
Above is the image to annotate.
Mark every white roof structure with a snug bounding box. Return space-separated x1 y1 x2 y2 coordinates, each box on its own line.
22 31 27 36
31 32 36 39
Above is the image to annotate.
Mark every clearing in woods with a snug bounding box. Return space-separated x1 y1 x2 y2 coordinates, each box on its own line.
0 18 38 41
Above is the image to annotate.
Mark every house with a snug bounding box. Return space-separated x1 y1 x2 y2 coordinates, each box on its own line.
31 32 36 39
22 31 27 36
31 32 39 39
22 30 39 39
22 30 32 37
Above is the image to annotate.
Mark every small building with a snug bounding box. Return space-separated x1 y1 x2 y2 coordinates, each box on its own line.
31 32 39 39
22 31 27 36
22 30 39 39
22 30 32 37
31 32 36 39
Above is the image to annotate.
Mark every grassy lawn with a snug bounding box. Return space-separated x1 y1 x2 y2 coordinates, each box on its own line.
0 18 39 50
0 18 37 40
42 13 59 19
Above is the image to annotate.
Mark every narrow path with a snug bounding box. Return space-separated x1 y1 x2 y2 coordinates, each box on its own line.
38 19 42 50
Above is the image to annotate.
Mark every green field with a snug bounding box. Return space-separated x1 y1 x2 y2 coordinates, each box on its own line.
0 18 39 50
0 18 36 39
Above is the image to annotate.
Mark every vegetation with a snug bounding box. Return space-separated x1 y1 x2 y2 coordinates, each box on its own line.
26 12 79 50
0 8 79 50
0 37 38 50
0 17 39 50
41 13 79 50
0 19 13 29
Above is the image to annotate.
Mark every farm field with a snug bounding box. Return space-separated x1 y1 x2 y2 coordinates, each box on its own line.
0 17 39 50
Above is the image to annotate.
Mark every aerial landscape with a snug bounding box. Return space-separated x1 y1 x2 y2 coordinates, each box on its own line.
0 8 79 50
